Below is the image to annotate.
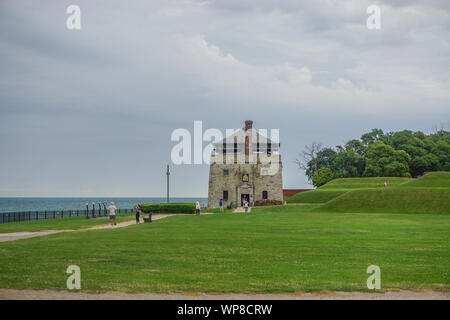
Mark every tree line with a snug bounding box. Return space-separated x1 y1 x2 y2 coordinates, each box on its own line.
297 128 450 187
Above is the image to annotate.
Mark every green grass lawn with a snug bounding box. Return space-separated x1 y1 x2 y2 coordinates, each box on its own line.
286 190 347 204
0 205 448 293
0 172 448 293
0 214 136 233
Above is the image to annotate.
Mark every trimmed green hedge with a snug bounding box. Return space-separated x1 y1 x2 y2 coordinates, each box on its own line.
140 203 196 214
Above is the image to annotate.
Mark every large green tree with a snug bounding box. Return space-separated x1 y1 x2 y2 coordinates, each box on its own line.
363 142 411 177
312 167 334 187
298 128 449 182
332 150 365 178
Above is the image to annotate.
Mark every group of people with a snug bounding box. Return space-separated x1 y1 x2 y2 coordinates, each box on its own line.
104 202 142 226
106 200 240 226
107 202 203 227
217 198 251 213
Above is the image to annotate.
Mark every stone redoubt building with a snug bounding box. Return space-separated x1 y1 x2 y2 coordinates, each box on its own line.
207 120 283 208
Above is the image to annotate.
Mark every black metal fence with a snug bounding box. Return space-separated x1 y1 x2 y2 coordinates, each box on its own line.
0 208 135 224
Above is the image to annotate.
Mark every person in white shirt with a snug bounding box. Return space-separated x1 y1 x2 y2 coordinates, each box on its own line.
195 201 201 215
107 202 117 226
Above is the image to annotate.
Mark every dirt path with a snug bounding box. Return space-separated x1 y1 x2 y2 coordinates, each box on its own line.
233 206 251 213
0 213 202 242
0 288 447 300
0 230 64 242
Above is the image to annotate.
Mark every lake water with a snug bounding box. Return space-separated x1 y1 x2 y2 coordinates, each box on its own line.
0 197 208 213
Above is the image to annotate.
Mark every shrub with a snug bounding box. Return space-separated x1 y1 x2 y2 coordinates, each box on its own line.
140 203 196 214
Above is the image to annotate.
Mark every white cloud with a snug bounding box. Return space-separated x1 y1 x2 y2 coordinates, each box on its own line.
174 33 449 115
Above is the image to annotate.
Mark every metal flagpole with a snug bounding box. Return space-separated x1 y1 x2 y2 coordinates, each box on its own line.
166 164 170 203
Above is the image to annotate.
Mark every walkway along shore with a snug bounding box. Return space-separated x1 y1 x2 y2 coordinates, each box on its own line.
0 213 214 242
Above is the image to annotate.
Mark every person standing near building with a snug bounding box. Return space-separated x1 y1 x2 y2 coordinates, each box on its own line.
219 199 224 212
244 199 249 213
134 204 141 224
107 202 117 226
195 201 201 215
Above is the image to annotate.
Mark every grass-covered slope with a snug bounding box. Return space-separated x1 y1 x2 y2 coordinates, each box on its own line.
314 172 450 214
286 190 346 204
401 171 450 188
316 188 450 214
319 177 412 189
286 176 411 204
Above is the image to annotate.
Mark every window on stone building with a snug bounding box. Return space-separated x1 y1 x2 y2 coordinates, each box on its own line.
223 190 228 201
262 191 268 199
223 169 229 176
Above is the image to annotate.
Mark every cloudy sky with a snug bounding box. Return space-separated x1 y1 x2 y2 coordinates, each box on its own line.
0 0 449 197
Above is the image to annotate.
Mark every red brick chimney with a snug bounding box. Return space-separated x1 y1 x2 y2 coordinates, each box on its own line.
244 120 252 156
245 136 250 156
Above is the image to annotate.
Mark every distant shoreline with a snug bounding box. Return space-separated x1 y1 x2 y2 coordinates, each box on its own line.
0 197 207 213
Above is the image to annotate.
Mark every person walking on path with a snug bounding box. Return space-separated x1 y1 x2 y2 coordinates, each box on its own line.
195 201 201 215
107 202 117 226
244 200 249 213
134 204 141 224
219 199 224 212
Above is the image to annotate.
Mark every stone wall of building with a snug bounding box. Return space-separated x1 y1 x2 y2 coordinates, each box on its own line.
207 155 283 208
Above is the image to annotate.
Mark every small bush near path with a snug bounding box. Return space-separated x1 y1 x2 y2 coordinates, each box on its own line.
140 203 195 214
